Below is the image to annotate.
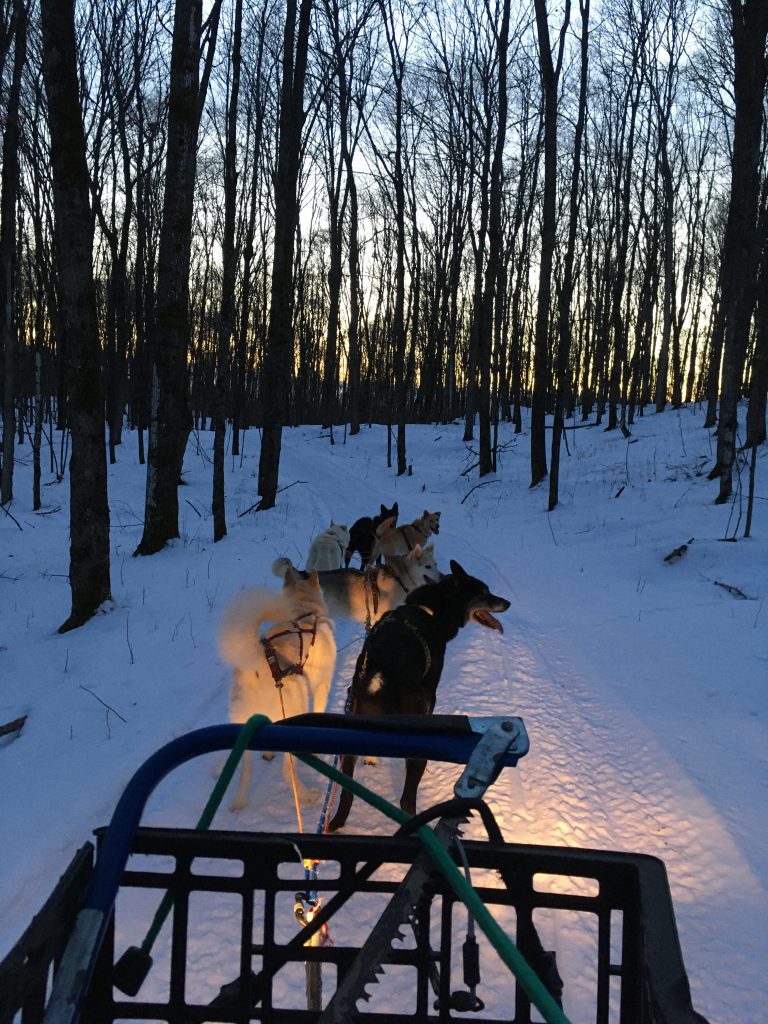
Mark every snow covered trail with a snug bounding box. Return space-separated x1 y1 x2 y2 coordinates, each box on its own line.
415 533 767 1024
2 416 766 1024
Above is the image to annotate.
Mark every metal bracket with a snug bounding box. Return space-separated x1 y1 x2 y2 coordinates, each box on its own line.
456 718 529 800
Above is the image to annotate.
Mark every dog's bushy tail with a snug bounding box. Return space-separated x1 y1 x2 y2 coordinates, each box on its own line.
218 588 293 670
272 556 293 580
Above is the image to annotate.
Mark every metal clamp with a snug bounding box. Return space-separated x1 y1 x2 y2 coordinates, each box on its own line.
456 718 529 800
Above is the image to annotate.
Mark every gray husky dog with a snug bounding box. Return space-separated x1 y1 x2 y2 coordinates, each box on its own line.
272 544 441 626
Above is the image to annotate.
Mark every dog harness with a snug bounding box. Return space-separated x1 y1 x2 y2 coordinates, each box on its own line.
362 564 417 631
363 565 381 627
400 523 428 552
356 605 433 682
261 611 320 686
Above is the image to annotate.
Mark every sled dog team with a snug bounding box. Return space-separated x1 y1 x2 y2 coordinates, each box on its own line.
218 503 510 827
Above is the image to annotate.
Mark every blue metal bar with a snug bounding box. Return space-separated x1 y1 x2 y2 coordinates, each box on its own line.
44 714 528 1024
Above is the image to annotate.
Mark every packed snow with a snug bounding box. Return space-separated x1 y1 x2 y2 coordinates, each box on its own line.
1 408 766 1023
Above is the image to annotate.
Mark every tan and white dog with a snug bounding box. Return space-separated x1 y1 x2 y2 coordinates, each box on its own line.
272 544 442 625
372 510 441 560
218 568 336 809
305 522 351 572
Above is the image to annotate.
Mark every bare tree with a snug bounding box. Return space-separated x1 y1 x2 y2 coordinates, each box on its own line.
531 0 570 488
712 0 768 504
0 0 26 506
136 0 208 554
257 0 314 508
745 181 768 448
41 0 111 631
212 0 243 541
478 0 512 476
549 0 589 510
651 0 691 413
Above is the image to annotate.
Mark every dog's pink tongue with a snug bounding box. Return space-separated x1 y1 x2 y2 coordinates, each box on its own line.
473 609 504 633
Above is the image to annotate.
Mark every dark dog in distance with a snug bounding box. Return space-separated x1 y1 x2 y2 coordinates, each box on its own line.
327 560 510 831
345 502 398 568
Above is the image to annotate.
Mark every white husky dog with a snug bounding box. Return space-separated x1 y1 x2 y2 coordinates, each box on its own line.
305 521 351 572
218 568 336 810
272 544 442 626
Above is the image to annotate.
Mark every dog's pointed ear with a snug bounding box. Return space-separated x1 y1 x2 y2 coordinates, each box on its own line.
284 566 299 584
407 544 423 561
423 509 429 518
380 504 387 516
449 560 467 577
309 568 321 588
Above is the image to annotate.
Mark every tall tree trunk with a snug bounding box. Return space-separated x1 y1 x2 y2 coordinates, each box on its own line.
393 106 408 473
41 0 111 631
135 0 203 554
746 187 768 447
258 0 313 507
703 294 723 428
549 0 588 511
0 0 25 506
478 0 511 477
531 0 569 487
714 0 768 503
213 0 242 541
347 163 361 434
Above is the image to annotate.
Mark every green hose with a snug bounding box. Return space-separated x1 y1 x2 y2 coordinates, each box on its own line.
123 715 570 1024
296 751 572 1024
139 713 270 954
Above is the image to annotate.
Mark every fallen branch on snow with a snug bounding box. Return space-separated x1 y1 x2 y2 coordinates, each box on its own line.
663 538 694 562
713 580 756 601
461 480 500 504
0 715 27 740
0 502 23 530
238 480 307 517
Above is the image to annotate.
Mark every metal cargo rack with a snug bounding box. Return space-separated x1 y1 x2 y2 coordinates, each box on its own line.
0 713 709 1024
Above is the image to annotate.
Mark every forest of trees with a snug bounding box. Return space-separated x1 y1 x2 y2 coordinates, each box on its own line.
0 0 766 628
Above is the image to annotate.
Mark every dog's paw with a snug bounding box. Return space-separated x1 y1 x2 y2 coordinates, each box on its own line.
363 755 380 766
229 798 247 813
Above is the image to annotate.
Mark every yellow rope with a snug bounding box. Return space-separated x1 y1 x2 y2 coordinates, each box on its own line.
276 684 306 835
274 683 326 1009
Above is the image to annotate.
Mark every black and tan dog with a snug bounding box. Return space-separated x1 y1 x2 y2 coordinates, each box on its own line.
345 502 399 567
327 561 510 831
